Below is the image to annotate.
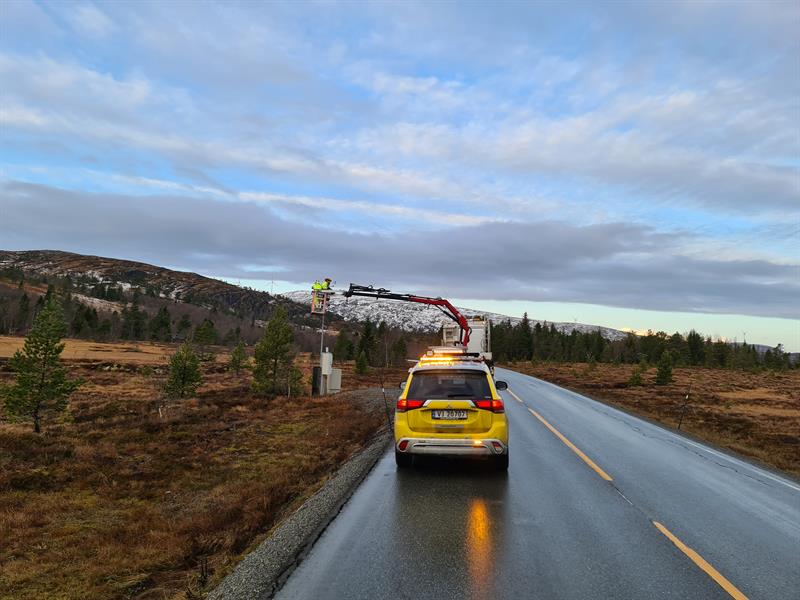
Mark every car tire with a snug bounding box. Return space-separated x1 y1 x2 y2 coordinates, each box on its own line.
494 453 509 471
395 450 413 468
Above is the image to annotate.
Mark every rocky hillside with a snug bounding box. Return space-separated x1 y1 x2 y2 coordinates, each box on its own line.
281 290 628 341
0 250 320 327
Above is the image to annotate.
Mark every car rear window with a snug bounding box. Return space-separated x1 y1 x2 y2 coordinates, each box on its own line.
407 370 492 399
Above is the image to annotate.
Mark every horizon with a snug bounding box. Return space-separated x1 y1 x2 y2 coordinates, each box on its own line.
2 2 798 352
3 240 799 351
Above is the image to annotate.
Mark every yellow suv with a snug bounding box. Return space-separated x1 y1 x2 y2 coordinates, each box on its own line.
395 349 509 470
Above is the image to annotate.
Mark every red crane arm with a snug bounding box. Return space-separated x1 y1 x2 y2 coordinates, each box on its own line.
342 284 471 347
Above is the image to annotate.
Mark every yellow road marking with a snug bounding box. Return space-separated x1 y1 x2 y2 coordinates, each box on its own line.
508 388 746 599
508 389 525 403
653 521 748 600
527 406 613 481
509 387 612 481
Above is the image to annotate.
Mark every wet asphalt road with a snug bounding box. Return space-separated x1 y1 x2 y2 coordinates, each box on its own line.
275 368 800 600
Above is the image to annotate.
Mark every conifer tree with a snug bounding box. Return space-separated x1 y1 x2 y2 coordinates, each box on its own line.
164 342 202 399
333 331 353 361
2 296 81 432
252 307 296 396
148 306 172 341
193 318 218 346
627 356 648 386
357 319 376 365
229 341 248 374
656 350 673 385
16 293 30 333
177 314 192 335
354 350 369 375
391 336 408 366
121 292 146 340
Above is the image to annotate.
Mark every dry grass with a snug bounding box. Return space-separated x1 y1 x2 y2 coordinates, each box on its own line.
0 339 388 600
0 335 232 365
506 362 800 477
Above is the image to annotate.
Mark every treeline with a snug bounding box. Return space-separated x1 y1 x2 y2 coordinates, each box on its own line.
492 314 796 371
0 283 245 346
332 319 409 369
0 264 318 339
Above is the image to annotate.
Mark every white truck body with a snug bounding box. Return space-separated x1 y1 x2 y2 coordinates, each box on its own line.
442 316 492 360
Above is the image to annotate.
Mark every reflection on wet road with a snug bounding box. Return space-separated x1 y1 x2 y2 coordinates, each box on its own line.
466 498 491 600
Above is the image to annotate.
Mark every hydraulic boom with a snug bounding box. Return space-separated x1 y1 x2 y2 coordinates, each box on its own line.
342 284 471 347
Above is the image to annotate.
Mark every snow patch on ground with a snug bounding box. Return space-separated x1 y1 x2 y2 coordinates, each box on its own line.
72 294 125 313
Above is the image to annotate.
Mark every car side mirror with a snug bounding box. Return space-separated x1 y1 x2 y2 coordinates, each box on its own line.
399 381 406 390
495 380 508 391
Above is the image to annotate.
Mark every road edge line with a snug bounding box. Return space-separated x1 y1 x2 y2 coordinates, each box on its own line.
653 521 749 600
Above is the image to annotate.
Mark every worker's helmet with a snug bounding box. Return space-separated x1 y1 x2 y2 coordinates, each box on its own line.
325 278 332 282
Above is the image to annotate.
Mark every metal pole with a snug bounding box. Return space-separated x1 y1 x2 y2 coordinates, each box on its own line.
318 307 325 395
677 384 691 430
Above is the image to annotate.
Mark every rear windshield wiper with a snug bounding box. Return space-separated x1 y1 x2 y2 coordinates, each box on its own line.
446 393 477 398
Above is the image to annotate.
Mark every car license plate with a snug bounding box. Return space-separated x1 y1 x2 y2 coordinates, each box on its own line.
431 410 468 420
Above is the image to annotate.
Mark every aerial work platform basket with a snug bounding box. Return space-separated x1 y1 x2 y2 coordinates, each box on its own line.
311 289 331 315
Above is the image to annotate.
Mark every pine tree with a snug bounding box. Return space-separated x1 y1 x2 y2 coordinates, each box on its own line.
70 306 88 336
2 296 81 432
627 356 648 386
164 342 202 399
177 314 192 335
357 319 376 365
286 366 305 397
193 318 218 346
391 336 407 366
333 331 353 361
686 330 705 366
15 293 30 333
354 350 369 375
97 318 112 341
0 297 10 334
148 306 172 341
121 293 146 340
513 313 533 360
252 307 296 397
656 350 673 385
222 326 241 346
229 341 248 374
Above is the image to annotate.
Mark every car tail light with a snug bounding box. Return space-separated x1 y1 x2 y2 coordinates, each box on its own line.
491 441 504 453
398 440 409 451
474 399 504 413
396 398 424 412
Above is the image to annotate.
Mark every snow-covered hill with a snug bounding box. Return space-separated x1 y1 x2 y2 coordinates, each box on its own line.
280 291 628 341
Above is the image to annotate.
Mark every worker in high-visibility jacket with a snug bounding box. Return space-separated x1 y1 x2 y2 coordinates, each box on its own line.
322 278 332 290
312 280 323 290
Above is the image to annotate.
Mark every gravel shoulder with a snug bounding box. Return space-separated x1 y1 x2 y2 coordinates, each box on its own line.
208 388 395 600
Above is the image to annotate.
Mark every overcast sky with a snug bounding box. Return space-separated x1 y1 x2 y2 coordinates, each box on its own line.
1 1 798 349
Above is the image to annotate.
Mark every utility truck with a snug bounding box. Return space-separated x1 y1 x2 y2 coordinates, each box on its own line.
441 315 492 363
341 283 494 371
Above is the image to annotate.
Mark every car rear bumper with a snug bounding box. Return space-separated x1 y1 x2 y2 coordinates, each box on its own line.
396 437 507 456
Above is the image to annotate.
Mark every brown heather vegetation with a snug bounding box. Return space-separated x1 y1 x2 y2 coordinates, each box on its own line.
0 339 404 600
506 362 800 477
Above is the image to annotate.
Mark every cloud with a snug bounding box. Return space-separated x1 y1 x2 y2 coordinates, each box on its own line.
239 191 498 227
3 181 797 319
67 4 115 38
2 0 798 331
